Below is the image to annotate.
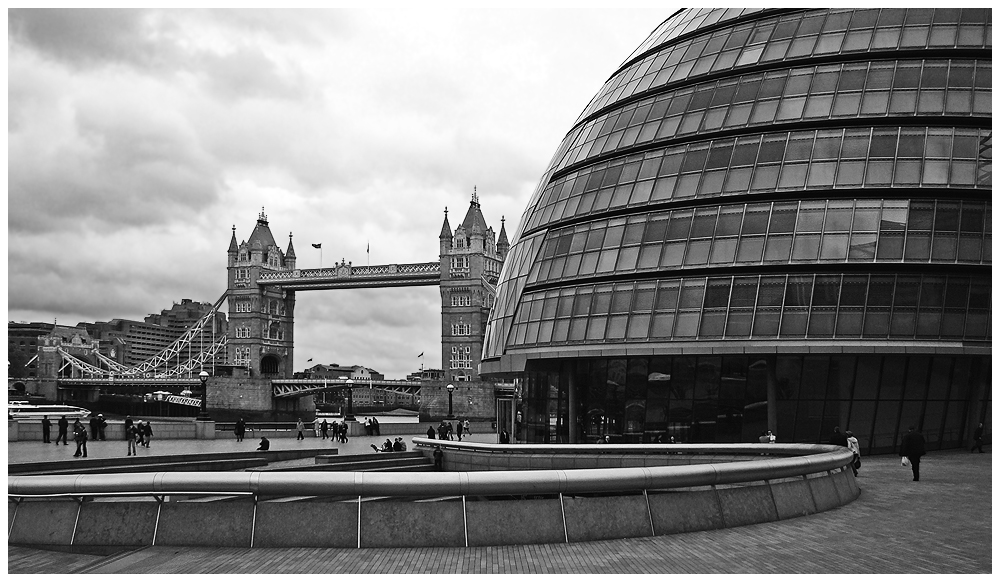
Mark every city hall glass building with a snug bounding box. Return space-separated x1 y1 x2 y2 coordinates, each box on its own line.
481 8 991 454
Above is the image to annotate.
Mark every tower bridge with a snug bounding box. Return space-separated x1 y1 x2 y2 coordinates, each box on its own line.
29 193 510 419
227 196 508 383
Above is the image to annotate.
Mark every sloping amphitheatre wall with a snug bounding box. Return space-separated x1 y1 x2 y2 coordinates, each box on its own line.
8 442 859 549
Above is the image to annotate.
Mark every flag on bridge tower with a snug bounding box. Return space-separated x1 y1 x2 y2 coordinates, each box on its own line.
307 358 313 362
417 352 424 358
311 243 322 249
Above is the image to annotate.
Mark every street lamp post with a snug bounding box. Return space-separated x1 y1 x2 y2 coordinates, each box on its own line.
344 377 356 422
197 369 212 421
446 383 456 419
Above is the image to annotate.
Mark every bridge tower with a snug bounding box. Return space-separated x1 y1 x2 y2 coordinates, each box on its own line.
227 209 296 378
439 189 509 381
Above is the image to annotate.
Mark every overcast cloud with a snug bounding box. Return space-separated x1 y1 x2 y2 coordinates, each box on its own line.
8 6 668 379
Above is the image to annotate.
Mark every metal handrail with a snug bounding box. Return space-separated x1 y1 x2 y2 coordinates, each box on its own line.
8 444 854 499
411 439 841 456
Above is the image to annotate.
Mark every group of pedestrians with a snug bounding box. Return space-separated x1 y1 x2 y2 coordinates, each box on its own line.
41 415 67 444
316 418 349 443
89 414 108 440
371 437 408 452
41 414 152 458
426 419 472 441
124 416 153 454
363 417 380 436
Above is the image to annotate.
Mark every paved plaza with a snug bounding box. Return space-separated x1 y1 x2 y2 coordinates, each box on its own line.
7 434 992 574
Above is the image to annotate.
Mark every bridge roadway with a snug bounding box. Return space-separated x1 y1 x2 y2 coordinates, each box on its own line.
54 377 420 399
6 437 991 574
257 261 440 291
271 378 420 398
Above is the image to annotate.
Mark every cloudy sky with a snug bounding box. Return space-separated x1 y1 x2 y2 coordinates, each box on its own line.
8 6 669 379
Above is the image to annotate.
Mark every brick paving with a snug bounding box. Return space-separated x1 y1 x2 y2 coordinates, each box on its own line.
8 449 991 574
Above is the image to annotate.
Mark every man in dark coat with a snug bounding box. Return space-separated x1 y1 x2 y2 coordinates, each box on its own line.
971 422 985 453
41 415 51 443
899 425 926 481
830 426 848 447
141 421 153 447
426 425 436 439
56 416 69 445
89 414 100 440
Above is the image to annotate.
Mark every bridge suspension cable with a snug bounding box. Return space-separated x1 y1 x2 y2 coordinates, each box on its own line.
92 350 129 374
146 335 228 379
53 292 229 380
115 292 228 377
56 348 116 378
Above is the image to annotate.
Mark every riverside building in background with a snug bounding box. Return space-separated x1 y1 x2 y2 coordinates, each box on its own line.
481 8 991 453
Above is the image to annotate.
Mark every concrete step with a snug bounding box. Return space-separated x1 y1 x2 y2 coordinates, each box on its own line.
8 448 331 475
14 458 271 475
259 456 432 472
315 451 424 464
366 463 435 472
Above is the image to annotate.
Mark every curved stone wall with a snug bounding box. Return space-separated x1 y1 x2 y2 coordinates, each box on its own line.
8 443 858 548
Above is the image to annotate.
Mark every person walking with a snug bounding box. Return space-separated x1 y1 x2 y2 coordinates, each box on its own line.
846 430 861 477
971 422 985 453
56 415 69 445
124 416 133 441
296 418 305 440
126 422 138 456
235 417 246 442
899 425 926 481
456 420 464 441
72 419 88 458
41 415 51 443
830 426 848 448
463 419 472 436
313 417 321 438
142 421 153 447
320 419 329 440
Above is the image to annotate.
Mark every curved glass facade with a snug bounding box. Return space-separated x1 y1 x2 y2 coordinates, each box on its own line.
482 8 991 453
